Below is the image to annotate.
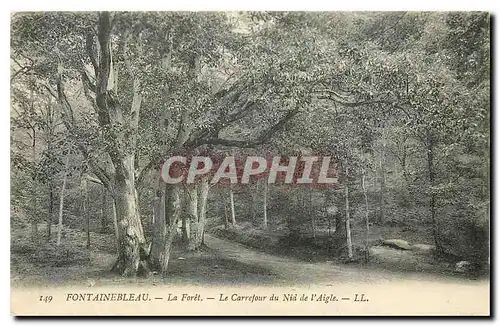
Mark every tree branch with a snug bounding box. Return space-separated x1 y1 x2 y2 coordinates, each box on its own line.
80 71 99 113
317 90 390 107
80 68 96 92
135 154 162 186
52 62 112 189
86 175 104 185
200 106 301 148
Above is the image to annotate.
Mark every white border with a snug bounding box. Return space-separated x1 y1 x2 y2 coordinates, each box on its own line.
3 0 499 12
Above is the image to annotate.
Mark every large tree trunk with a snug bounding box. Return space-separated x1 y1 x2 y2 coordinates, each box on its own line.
148 42 193 266
148 28 182 274
56 156 69 246
51 12 148 276
111 157 149 277
91 12 149 276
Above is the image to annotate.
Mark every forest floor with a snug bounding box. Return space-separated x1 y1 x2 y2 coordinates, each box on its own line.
209 222 480 275
11 225 488 288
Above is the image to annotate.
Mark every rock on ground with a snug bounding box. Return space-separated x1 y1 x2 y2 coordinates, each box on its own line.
381 239 412 250
411 243 435 252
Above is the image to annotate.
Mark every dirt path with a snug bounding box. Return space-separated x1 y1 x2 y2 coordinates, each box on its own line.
204 235 486 286
11 226 488 288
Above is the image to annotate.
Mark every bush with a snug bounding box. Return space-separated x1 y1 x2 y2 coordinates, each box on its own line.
11 238 91 267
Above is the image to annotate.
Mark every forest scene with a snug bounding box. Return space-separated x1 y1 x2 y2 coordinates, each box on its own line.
10 11 490 288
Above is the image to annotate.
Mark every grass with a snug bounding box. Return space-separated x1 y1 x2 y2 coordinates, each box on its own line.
208 221 485 277
11 225 278 287
11 220 487 288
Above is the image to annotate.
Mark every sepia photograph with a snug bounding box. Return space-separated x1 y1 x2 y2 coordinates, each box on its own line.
9 11 490 316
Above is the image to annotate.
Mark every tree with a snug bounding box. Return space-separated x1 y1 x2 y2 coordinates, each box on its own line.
10 11 490 277
263 181 268 229
56 156 69 246
344 165 353 259
361 168 370 262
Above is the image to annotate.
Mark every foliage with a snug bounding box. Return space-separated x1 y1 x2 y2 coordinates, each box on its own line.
10 12 490 271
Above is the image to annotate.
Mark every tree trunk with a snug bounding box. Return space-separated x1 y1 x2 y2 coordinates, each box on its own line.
164 184 170 227
327 211 332 237
111 198 119 253
111 157 149 277
332 211 346 253
310 190 316 238
161 186 183 276
426 129 442 253
47 178 54 241
185 184 199 251
56 156 69 246
149 184 182 275
379 144 386 224
224 204 229 230
100 186 108 233
263 182 268 229
251 181 260 221
181 193 192 244
331 190 346 253
30 127 39 244
229 188 236 226
194 179 209 249
361 169 370 262
30 220 39 245
82 177 90 249
150 187 166 266
345 171 353 259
